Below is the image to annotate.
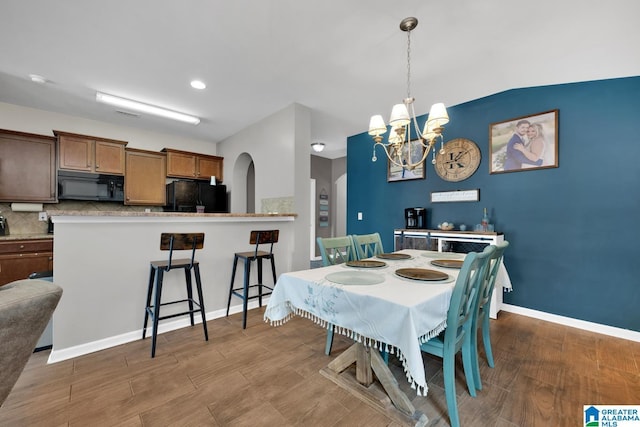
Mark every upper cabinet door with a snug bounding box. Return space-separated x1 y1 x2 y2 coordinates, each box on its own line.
165 150 197 178
197 155 223 181
95 140 126 174
124 148 166 206
0 129 57 203
58 134 92 172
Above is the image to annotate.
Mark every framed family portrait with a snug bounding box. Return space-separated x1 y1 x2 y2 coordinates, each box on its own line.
387 139 426 182
489 109 559 174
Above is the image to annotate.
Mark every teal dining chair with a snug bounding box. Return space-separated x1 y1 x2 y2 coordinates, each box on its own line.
352 232 384 260
419 245 494 427
471 241 509 391
316 236 358 355
317 235 357 267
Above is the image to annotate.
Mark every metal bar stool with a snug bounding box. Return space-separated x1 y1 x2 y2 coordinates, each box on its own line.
142 233 208 357
226 229 279 329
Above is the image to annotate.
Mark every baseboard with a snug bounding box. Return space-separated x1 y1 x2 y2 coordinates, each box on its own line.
49 300 638 363
48 298 269 364
501 303 640 343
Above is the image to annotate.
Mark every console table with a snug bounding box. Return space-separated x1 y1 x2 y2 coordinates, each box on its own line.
394 228 510 319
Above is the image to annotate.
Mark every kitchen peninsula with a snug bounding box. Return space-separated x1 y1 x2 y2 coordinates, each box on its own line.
48 211 296 363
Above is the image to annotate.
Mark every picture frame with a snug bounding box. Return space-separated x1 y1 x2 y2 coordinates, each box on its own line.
489 109 558 174
387 139 426 182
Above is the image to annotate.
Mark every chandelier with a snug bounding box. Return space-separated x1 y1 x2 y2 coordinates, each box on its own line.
368 17 449 170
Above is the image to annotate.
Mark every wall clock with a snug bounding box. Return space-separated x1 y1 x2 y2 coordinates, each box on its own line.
434 138 481 182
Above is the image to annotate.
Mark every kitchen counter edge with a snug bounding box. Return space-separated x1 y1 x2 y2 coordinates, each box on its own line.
0 234 53 241
47 211 297 218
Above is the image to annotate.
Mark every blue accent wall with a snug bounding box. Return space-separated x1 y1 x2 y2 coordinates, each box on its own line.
347 76 640 332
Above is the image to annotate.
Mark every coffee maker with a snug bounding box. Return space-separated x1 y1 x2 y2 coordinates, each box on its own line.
405 207 426 229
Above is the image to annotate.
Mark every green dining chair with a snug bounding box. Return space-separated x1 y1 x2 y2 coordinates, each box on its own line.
316 236 358 355
419 245 494 427
317 235 357 267
352 232 384 260
471 241 509 391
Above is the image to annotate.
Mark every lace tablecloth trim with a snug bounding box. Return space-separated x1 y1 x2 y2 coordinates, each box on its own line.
266 305 447 397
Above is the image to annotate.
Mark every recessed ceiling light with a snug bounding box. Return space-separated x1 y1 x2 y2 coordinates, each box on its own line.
190 80 206 90
29 74 46 84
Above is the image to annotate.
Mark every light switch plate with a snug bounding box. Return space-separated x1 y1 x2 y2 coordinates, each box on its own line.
38 212 48 221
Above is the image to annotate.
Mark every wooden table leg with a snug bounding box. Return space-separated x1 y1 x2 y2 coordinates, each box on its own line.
356 343 373 386
321 342 428 426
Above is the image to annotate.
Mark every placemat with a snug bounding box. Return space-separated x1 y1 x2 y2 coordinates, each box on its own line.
430 259 464 269
395 268 449 281
420 251 463 259
376 253 412 260
345 260 387 268
325 271 385 286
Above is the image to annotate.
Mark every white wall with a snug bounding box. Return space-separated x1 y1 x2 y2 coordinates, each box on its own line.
0 102 217 155
218 103 311 271
219 104 296 201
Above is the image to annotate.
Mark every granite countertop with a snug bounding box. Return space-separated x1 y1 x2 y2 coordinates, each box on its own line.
0 233 53 241
47 211 297 218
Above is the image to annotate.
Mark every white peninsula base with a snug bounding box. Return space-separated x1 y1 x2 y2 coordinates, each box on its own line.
49 212 296 363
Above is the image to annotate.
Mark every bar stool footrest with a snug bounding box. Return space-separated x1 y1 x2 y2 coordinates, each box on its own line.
231 285 274 301
145 298 204 322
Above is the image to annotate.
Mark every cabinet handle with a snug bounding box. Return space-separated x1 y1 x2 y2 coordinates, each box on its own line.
19 244 25 249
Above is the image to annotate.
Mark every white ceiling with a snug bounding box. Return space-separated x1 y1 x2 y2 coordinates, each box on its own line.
1 1 638 159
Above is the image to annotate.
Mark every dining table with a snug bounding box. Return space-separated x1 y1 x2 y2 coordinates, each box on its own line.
264 249 511 426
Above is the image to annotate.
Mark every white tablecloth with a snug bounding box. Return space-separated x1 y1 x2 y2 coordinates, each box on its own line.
264 249 469 395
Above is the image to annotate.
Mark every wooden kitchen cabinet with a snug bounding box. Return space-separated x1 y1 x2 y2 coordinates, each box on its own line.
54 130 127 175
0 238 53 287
124 148 166 205
0 129 57 203
162 148 223 182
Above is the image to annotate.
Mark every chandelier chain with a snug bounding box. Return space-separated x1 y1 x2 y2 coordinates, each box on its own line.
406 30 412 100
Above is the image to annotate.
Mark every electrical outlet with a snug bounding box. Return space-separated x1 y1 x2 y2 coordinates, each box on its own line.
38 212 48 221
357 212 363 221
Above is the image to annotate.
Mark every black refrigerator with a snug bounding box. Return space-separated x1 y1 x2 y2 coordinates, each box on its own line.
165 180 228 213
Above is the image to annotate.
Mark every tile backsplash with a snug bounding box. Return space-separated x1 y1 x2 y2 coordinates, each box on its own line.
260 197 294 214
0 202 161 235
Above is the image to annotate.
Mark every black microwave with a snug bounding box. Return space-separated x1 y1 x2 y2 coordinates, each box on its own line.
58 170 125 202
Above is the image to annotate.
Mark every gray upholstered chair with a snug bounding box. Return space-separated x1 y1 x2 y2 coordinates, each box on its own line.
0 279 62 406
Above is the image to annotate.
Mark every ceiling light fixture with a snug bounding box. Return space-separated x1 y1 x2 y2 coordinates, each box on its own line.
368 17 449 170
190 80 206 90
95 92 201 125
29 74 47 84
311 142 325 152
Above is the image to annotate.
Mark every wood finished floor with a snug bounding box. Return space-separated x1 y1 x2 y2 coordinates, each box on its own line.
1 309 639 426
